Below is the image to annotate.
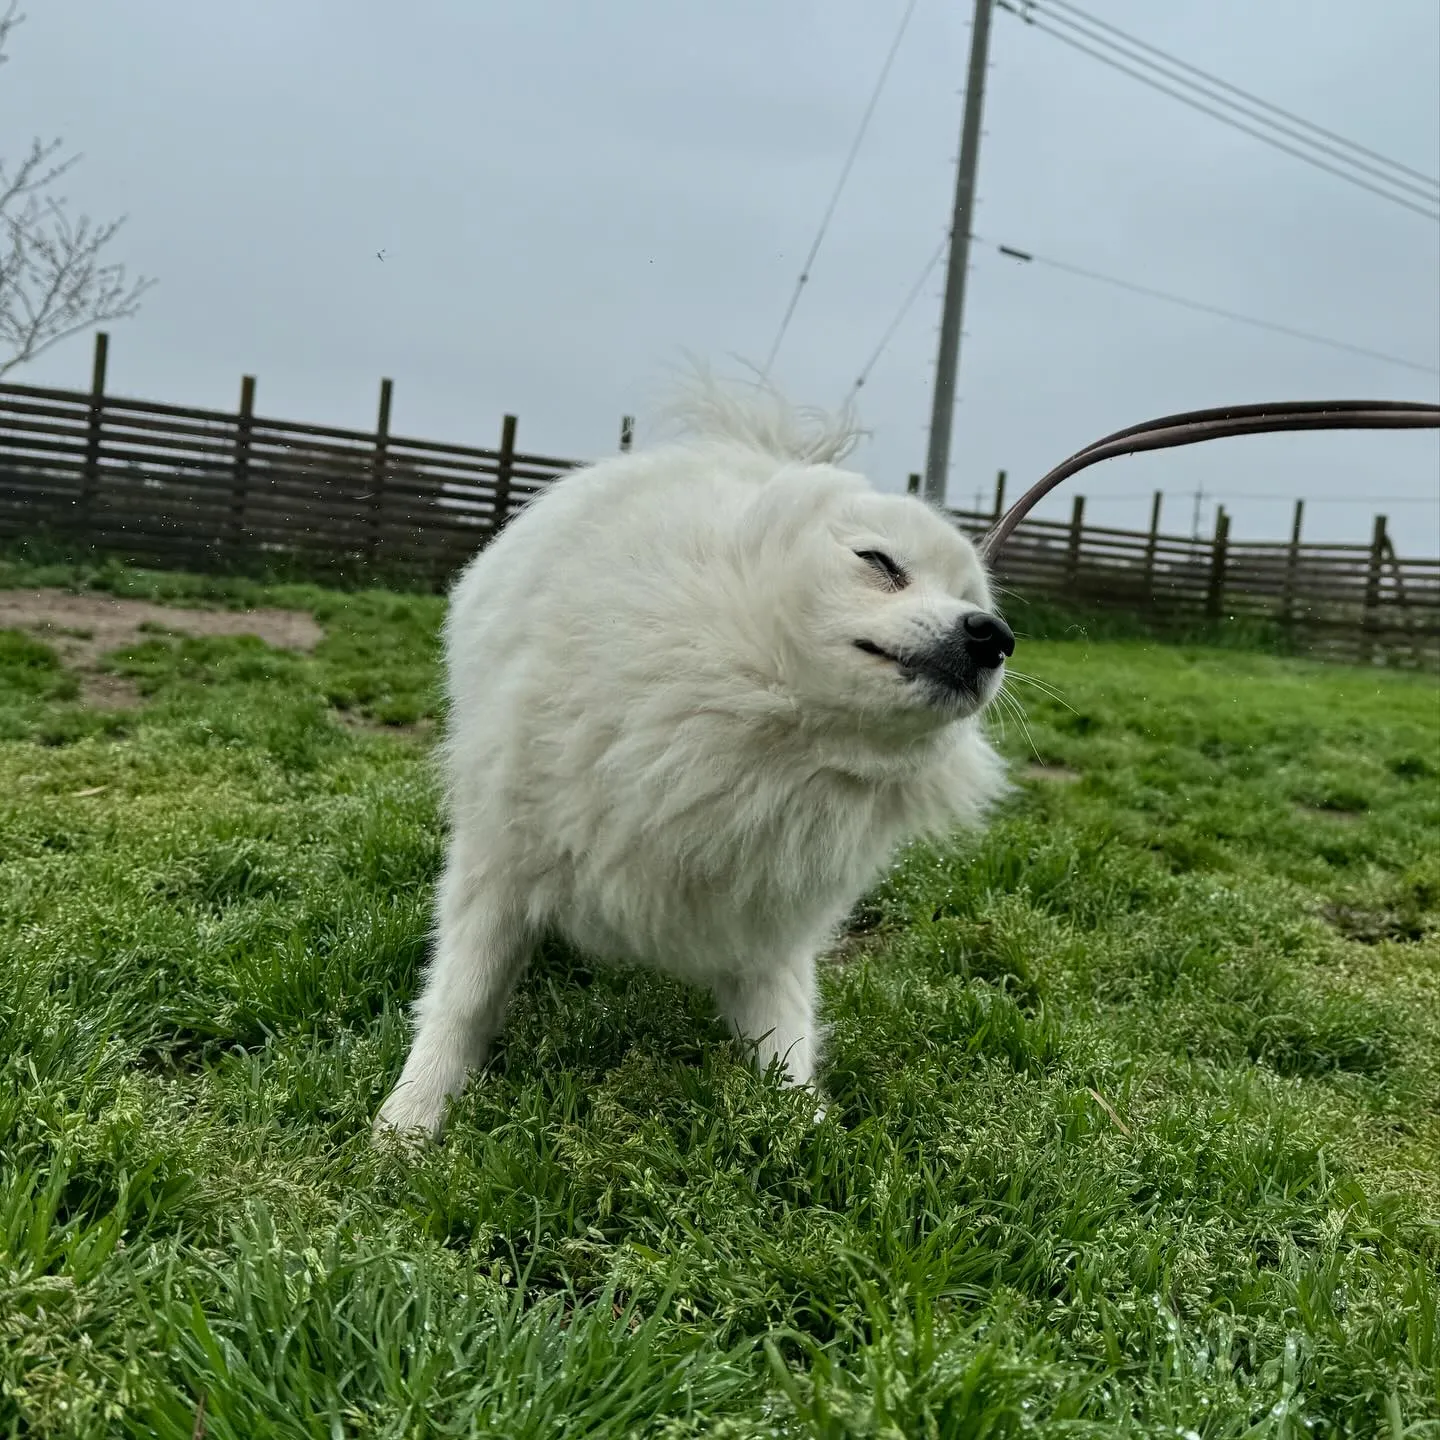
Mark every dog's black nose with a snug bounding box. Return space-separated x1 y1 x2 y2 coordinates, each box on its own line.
961 611 1015 668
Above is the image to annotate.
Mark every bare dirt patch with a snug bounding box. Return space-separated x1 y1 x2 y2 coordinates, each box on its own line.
1321 901 1427 945
1293 802 1366 825
78 672 146 711
1022 763 1082 784
333 709 435 739
0 589 324 709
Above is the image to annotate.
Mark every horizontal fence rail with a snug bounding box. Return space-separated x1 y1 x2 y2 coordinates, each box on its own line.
1 335 1436 669
0 362 579 581
941 479 1438 668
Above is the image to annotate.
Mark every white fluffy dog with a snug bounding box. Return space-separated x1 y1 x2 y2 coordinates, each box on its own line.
374 382 1012 1144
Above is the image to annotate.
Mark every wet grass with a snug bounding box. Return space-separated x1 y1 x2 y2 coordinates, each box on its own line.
1 557 1437 1437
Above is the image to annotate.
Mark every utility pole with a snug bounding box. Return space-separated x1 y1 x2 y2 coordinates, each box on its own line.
923 0 995 507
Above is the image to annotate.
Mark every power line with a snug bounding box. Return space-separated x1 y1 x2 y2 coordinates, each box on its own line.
1027 1 1438 206
994 241 1440 375
1078 492 1439 504
761 0 919 377
1003 2 1440 221
1039 0 1439 194
995 0 1440 222
843 228 1440 401
834 7 1439 416
844 232 949 402
1000 1 1440 220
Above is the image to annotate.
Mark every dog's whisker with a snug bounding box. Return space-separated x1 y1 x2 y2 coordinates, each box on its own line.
1004 670 1078 714
1008 679 1077 708
993 691 1022 746
992 690 1015 734
1005 666 1057 687
987 696 1008 743
1012 684 1075 717
994 688 1041 762
1005 668 1075 705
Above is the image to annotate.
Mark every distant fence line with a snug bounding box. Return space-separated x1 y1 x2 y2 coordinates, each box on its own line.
0 334 1436 669
0 335 577 585
942 471 1438 669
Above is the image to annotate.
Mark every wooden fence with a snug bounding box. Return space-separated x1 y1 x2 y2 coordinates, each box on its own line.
0 335 583 585
936 471 1439 668
1 334 1436 668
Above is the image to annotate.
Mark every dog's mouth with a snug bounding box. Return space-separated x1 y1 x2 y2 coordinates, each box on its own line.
853 638 908 668
853 636 1001 712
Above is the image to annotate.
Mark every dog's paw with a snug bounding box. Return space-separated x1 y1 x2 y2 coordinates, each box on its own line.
370 1117 431 1158
372 1087 445 1154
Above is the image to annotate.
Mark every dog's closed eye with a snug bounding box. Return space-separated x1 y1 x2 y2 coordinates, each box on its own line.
854 550 909 591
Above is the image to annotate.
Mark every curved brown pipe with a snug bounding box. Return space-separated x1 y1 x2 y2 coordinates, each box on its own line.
982 400 1440 557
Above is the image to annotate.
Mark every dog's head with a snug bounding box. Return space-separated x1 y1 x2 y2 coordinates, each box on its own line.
736 467 1010 732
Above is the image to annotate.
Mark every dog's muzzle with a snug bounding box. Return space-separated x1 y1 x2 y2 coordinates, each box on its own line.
911 611 1014 701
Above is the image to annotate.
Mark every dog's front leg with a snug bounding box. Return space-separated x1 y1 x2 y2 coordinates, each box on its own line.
713 951 821 1090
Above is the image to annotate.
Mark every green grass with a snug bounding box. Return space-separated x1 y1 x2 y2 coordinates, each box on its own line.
1 557 1437 1438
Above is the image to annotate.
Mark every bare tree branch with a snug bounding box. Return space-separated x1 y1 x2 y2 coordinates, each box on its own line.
0 4 154 378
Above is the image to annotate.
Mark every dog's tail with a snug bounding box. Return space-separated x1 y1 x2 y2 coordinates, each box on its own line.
658 362 864 466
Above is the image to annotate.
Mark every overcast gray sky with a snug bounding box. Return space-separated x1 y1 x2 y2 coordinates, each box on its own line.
7 0 1439 549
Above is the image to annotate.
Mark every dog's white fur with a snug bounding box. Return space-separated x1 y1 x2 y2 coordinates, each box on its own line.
374 380 1008 1143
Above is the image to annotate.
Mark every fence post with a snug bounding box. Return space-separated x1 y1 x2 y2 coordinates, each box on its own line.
1282 498 1304 628
1143 490 1163 600
79 331 109 536
992 469 1006 520
1362 513 1387 664
1380 531 1422 668
492 414 517 538
619 415 634 452
907 472 921 496
1206 505 1230 621
368 378 393 561
228 375 255 556
1065 494 1086 588
1381 534 1409 608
